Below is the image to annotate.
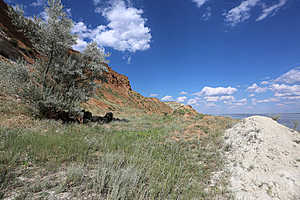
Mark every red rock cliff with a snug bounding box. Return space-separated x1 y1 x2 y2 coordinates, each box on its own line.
0 0 172 115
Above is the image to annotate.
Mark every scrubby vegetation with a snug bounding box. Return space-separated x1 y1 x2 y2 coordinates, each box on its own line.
6 0 109 120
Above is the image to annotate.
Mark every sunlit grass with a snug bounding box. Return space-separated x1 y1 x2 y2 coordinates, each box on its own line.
0 96 236 199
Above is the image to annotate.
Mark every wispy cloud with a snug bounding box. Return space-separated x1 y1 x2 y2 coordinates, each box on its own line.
93 0 101 5
256 0 288 21
256 98 279 103
180 91 188 95
261 81 269 85
202 6 212 21
30 0 45 7
161 96 174 101
149 94 158 97
204 96 219 102
224 0 261 26
206 102 217 107
187 98 198 105
220 96 235 101
275 67 300 84
233 98 248 106
192 0 209 8
224 0 288 26
224 98 247 106
176 96 187 103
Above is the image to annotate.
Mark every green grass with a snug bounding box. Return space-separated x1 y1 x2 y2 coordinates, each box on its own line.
0 112 234 199
0 72 235 199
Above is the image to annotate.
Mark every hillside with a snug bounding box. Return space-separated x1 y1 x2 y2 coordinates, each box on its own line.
0 1 242 199
0 0 172 116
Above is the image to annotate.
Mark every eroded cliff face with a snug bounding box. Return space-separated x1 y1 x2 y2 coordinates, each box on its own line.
0 0 172 115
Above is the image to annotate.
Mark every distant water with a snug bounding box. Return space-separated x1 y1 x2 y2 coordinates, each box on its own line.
219 113 300 131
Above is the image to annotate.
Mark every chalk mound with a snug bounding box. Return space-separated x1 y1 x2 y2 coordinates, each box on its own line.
224 116 300 200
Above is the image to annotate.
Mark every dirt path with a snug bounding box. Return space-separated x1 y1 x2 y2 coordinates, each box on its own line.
224 116 300 200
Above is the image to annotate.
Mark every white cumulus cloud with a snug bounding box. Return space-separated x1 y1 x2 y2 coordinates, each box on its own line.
95 0 151 52
72 22 89 36
194 86 237 96
247 83 268 93
271 84 300 97
72 0 151 53
72 38 89 52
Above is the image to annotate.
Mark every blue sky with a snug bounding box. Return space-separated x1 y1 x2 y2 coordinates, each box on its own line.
7 0 300 114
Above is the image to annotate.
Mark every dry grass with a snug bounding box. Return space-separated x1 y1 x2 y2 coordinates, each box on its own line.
0 72 237 199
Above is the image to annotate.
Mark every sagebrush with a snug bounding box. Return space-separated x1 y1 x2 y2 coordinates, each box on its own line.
4 0 109 119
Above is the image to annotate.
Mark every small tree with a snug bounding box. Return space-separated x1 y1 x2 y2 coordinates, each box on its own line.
7 0 109 120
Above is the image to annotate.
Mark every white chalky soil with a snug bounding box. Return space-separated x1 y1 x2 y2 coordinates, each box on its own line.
224 116 300 200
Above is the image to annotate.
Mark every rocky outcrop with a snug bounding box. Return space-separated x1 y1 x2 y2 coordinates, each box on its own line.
0 0 36 63
164 101 199 117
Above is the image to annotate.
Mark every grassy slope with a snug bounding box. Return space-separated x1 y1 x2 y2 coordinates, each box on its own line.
0 95 237 199
0 58 237 199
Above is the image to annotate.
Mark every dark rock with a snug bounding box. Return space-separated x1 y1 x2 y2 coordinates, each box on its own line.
37 105 128 124
103 112 113 123
85 111 129 124
91 116 104 123
0 39 22 61
82 110 93 123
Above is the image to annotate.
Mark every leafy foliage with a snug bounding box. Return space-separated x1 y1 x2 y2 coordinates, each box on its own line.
6 0 109 119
